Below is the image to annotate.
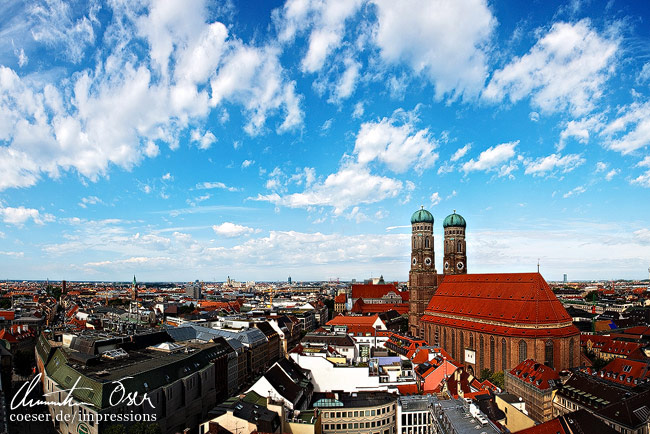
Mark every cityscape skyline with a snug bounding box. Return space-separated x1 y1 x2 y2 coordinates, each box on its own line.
1 0 650 281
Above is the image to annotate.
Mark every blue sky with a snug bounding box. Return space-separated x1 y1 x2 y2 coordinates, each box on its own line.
0 0 649 282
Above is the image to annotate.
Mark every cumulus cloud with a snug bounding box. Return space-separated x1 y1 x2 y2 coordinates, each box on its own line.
430 192 441 206
604 169 619 181
450 144 471 162
241 159 254 168
0 1 303 191
0 205 54 226
212 222 257 237
252 163 403 215
524 153 585 176
190 129 217 150
601 102 650 155
78 195 103 208
353 111 439 173
274 0 364 73
372 0 495 100
462 141 518 174
484 19 619 116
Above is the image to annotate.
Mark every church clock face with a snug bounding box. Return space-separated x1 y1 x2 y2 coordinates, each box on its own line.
457 262 464 270
424 257 432 266
444 261 449 270
412 257 417 266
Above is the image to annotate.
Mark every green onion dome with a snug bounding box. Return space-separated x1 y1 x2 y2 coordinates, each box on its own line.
442 211 466 228
411 207 434 224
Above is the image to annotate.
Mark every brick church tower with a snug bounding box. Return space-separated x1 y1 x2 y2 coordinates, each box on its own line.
443 211 467 275
408 207 438 337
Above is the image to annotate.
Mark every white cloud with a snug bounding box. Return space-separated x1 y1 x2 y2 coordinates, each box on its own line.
372 0 495 100
354 111 438 173
78 195 103 208
321 118 333 131
637 62 650 84
0 251 24 257
252 163 403 215
557 116 603 150
524 153 585 176
529 112 540 122
29 0 99 64
195 181 239 192
0 1 304 191
241 159 254 168
450 144 471 162
162 172 173 181
331 58 360 101
595 161 608 172
190 129 217 150
275 0 364 73
484 19 619 116
601 102 650 155
430 192 441 206
352 101 364 118
462 141 518 173
212 222 257 238
0 205 54 226
604 169 619 181
637 156 650 168
563 185 586 198
631 171 650 188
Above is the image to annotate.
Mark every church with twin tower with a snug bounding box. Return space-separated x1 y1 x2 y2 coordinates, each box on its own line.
407 207 579 374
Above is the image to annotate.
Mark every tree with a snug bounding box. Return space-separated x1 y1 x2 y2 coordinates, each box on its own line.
104 426 126 434
479 368 492 382
490 371 505 389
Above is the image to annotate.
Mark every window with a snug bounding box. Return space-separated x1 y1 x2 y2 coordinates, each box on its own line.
545 340 554 369
502 338 507 371
469 334 474 349
480 335 484 369
569 338 575 366
451 331 456 359
425 237 430 248
457 241 462 252
490 336 495 371
460 332 464 355
519 340 527 363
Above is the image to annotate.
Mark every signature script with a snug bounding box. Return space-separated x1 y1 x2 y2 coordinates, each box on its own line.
11 373 155 410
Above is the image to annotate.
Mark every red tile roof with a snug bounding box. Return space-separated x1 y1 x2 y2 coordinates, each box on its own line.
509 359 560 390
600 340 641 356
351 283 406 300
424 273 572 325
0 311 15 320
334 294 347 303
597 358 650 386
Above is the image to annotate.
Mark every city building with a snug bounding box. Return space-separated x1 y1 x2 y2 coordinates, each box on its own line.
505 359 560 423
35 331 220 434
421 273 580 373
406 207 580 373
396 395 435 434
313 391 397 434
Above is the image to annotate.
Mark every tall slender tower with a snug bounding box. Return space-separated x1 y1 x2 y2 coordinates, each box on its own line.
443 211 467 275
132 275 138 301
408 207 438 337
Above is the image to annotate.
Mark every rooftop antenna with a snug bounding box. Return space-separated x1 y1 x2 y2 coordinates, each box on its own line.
537 258 540 273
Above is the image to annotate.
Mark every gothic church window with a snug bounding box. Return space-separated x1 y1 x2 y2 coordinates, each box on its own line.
490 337 495 371
545 340 554 369
502 338 507 371
519 340 527 363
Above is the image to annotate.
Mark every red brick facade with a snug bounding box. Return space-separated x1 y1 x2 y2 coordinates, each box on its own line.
421 273 580 373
